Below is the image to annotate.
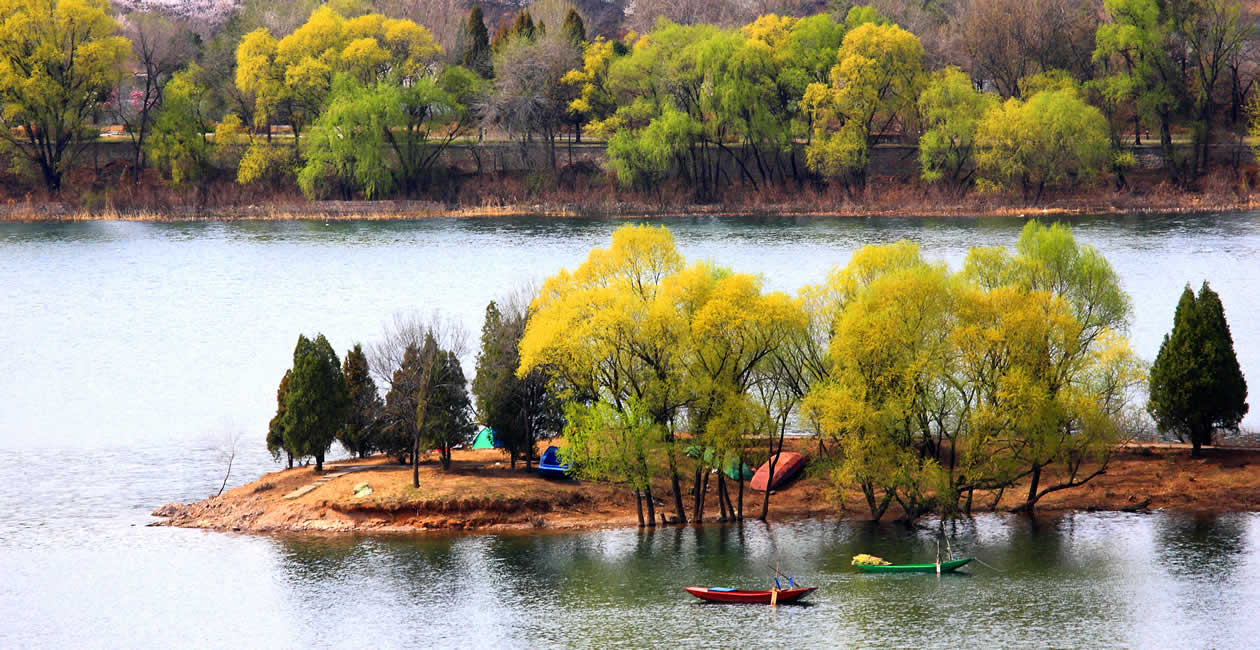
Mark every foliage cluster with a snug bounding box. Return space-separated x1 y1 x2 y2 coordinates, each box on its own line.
1148 282 1249 455
6 0 1260 202
517 221 1147 523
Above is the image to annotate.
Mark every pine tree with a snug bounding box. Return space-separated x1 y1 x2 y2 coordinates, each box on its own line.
380 342 424 464
339 344 382 458
461 4 492 78
267 369 295 468
1149 283 1249 456
282 334 351 472
491 18 509 51
420 346 474 471
472 299 564 469
511 10 536 42
1196 282 1249 437
561 8 586 45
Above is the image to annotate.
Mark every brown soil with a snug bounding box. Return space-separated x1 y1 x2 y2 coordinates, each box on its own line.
152 441 1260 535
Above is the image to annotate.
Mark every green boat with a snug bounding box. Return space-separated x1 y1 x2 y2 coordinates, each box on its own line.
853 558 973 574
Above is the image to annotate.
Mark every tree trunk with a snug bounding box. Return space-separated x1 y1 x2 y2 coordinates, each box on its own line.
759 424 788 521
1160 111 1178 185
644 485 656 527
412 434 421 488
1023 464 1041 513
717 472 730 522
697 471 710 523
635 489 645 527
668 451 687 525
758 456 777 522
40 161 61 196
315 450 324 473
692 467 704 521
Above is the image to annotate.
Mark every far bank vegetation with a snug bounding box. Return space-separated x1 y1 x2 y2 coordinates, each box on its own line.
4 0 1260 214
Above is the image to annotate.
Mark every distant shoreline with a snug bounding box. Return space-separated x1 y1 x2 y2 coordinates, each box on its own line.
151 443 1260 536
3 200 1257 223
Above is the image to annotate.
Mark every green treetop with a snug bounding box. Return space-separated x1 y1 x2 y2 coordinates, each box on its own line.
282 334 351 472
1149 282 1249 456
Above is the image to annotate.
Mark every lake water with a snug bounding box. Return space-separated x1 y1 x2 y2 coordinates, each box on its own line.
2 213 1259 646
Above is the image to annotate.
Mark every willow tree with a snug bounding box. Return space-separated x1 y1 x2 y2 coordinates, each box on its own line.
235 7 443 152
803 241 957 521
963 221 1142 513
0 0 130 193
669 264 804 522
974 88 1111 202
518 224 692 523
562 400 661 527
806 223 1142 520
299 66 482 199
803 21 924 190
918 66 996 193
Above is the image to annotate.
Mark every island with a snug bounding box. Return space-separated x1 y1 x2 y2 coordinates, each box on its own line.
152 441 1260 534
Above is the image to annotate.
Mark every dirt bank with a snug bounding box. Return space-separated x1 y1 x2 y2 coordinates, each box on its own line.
151 442 1260 535
4 166 1258 222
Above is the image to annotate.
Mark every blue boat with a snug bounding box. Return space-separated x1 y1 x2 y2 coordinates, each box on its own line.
538 446 572 479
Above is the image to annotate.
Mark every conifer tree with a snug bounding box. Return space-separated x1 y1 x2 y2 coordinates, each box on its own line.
511 10 536 42
339 344 381 458
267 369 295 468
1149 283 1249 456
561 8 586 44
473 300 563 469
420 346 474 471
461 4 492 78
282 334 351 472
491 19 510 51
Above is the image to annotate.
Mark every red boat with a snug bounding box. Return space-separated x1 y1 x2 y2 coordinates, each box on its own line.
684 586 817 604
750 452 806 491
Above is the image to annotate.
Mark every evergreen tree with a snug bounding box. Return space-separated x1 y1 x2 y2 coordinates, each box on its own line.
282 334 351 472
381 341 425 464
1197 283 1249 437
267 369 295 468
491 18 511 51
472 300 563 469
561 9 586 45
339 344 382 458
1149 283 1249 456
511 11 536 42
420 346 474 471
461 4 493 78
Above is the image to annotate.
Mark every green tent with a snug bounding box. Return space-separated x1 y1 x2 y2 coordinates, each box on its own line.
470 426 499 450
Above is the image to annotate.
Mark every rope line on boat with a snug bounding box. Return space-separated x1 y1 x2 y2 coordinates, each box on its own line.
972 557 1005 572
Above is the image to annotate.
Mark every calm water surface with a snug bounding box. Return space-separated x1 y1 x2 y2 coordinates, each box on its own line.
2 213 1259 647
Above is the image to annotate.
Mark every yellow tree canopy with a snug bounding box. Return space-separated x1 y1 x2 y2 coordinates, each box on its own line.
803 22 923 178
235 7 442 134
804 226 1143 519
0 0 130 192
